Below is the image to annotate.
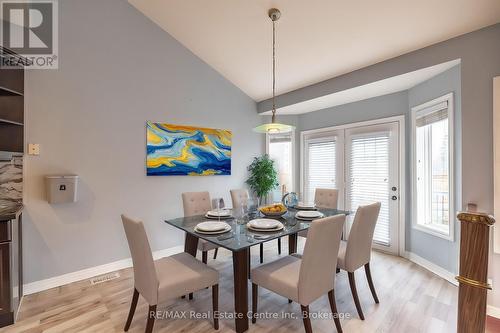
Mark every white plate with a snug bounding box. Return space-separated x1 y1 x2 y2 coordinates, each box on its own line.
205 213 232 219
194 225 232 235
297 202 315 208
207 210 231 217
196 221 230 232
296 210 323 218
248 218 281 229
247 223 284 232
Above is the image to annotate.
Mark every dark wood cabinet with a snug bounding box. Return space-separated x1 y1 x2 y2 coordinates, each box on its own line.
0 66 23 96
0 213 22 327
0 47 24 153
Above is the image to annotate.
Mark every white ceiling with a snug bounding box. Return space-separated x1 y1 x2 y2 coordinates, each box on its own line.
261 60 461 115
129 0 500 102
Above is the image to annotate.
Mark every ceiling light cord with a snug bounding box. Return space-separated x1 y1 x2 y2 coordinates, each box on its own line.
272 19 276 123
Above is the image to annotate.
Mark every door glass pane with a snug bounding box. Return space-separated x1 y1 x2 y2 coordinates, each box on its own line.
349 133 390 246
305 139 336 203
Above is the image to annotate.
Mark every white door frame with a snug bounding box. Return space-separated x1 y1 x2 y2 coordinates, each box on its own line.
300 115 406 256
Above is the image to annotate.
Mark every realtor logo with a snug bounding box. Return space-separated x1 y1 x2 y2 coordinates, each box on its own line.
0 0 58 69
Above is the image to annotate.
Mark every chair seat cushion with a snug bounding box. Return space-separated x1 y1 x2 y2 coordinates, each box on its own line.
156 252 218 303
337 240 347 271
198 239 219 251
251 255 301 302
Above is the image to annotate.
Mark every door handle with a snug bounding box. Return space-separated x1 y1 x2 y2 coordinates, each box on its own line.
391 195 398 201
391 186 397 191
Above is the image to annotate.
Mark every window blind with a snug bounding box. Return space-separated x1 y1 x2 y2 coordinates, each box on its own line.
416 101 448 127
269 133 292 143
305 139 336 203
349 134 391 246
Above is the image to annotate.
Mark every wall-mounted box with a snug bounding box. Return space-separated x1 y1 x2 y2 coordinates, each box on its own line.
45 175 78 204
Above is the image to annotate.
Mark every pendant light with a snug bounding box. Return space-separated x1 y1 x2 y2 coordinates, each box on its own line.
253 8 295 134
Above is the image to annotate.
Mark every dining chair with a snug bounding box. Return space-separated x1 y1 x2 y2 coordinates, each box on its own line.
251 214 345 333
230 189 282 264
182 191 220 263
121 215 219 333
298 188 339 239
337 202 381 320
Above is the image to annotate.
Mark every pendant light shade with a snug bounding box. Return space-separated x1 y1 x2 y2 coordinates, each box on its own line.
253 122 295 134
253 8 295 134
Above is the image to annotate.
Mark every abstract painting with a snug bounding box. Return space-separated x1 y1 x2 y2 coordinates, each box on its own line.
146 122 232 176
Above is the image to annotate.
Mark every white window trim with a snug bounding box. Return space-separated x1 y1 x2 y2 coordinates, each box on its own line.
266 130 296 193
300 115 406 256
411 93 455 241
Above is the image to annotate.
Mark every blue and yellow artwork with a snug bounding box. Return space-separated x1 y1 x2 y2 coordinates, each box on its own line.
146 122 232 176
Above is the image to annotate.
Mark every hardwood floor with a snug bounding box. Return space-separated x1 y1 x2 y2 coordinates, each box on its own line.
1 238 458 333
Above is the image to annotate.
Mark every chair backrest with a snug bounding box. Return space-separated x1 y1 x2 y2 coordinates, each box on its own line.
182 191 212 217
121 215 158 305
298 214 345 305
345 202 381 271
314 188 339 209
230 189 249 210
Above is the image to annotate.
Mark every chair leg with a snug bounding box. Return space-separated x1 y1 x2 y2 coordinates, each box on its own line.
212 284 219 330
364 263 379 304
202 251 208 264
300 305 313 333
252 283 258 324
288 299 293 303
189 293 193 300
277 237 282 255
260 243 264 263
146 304 157 333
328 290 343 333
124 288 139 331
213 248 219 260
348 271 365 320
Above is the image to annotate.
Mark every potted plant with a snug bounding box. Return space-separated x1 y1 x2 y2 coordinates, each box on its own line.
245 154 279 206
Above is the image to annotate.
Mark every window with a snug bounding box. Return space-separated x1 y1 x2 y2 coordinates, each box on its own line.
267 132 294 202
412 94 454 240
304 137 336 203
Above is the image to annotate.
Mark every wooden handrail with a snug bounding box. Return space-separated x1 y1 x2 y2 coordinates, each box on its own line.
456 211 495 333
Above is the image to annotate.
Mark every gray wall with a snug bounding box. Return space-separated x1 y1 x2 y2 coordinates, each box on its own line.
23 0 263 284
407 65 462 273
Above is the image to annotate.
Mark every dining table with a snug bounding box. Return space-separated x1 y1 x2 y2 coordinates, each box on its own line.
165 207 350 333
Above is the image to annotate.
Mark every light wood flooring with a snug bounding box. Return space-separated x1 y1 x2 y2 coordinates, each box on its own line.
0 238 458 333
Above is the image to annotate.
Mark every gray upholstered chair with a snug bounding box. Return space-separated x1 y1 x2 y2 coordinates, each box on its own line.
337 202 381 320
298 188 339 238
251 215 345 333
121 215 219 333
230 189 281 264
182 191 220 263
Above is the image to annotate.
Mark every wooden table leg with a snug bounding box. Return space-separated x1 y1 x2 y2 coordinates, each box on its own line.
233 248 249 333
288 233 298 254
184 233 199 257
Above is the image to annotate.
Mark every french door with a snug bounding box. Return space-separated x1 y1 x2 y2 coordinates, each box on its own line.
302 120 401 255
345 122 400 254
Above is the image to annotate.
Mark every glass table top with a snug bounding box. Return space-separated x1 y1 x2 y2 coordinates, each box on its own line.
165 208 350 252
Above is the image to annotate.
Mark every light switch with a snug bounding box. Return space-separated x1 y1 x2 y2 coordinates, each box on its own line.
28 144 40 155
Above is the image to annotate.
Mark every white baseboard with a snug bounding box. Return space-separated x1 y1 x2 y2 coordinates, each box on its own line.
487 305 500 319
404 251 458 286
23 245 184 295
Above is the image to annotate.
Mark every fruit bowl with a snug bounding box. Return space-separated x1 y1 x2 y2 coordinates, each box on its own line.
259 203 287 217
